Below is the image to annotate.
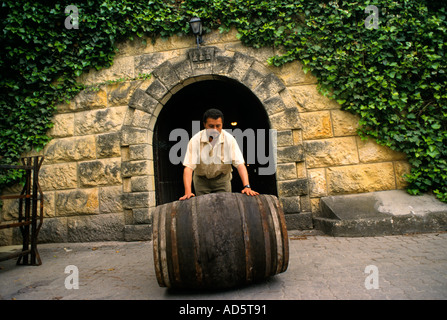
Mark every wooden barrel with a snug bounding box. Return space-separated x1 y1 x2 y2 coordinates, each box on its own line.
152 192 289 289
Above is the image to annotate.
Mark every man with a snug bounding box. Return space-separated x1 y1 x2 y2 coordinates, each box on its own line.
179 108 259 200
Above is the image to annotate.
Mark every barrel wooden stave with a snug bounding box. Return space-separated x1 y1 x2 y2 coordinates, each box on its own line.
152 192 288 289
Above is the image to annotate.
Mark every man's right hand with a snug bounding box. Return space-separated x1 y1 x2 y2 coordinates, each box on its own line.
179 193 195 201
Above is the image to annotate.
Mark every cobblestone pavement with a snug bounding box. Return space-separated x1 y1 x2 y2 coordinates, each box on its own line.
1 231 446 300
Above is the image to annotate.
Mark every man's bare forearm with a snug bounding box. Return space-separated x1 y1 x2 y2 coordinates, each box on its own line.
180 167 195 200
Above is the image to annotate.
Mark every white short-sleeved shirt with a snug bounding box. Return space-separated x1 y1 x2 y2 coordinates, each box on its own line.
182 129 245 179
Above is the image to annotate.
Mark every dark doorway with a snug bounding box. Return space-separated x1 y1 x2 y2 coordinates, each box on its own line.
153 77 277 205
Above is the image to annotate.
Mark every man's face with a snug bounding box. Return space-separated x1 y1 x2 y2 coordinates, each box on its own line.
204 117 223 133
204 117 223 143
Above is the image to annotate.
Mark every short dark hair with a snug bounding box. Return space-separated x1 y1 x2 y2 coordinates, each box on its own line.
202 108 224 124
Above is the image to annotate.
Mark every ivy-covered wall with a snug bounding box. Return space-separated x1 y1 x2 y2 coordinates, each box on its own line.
1 0 445 202
0 27 411 244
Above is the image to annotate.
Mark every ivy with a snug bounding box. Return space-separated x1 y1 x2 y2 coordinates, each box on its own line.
0 0 446 202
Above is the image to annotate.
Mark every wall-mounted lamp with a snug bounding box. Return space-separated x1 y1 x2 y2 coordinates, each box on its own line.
189 17 203 49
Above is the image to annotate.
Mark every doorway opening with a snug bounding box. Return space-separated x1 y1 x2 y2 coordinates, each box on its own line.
153 77 277 205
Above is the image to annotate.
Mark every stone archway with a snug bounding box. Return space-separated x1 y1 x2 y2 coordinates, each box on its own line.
121 47 309 236
153 75 277 205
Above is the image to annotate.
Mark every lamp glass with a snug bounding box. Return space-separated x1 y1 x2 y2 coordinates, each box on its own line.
189 17 202 35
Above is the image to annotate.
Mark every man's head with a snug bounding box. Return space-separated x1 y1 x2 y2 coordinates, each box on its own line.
202 108 224 133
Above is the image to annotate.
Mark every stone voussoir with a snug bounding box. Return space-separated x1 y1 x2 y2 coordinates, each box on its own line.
128 88 159 114
151 60 181 90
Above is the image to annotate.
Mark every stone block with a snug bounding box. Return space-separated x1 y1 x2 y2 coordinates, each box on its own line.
300 195 312 212
124 224 152 241
331 109 359 136
120 126 148 146
44 136 96 163
213 54 234 76
131 175 155 192
228 52 255 81
132 207 152 224
154 33 192 51
80 56 134 86
276 130 293 147
129 144 152 161
172 58 195 82
300 111 333 140
122 160 153 177
48 113 74 138
96 132 121 158
308 168 327 197
42 191 56 218
107 80 141 107
134 52 167 75
225 42 274 65
326 163 396 194
277 145 304 163
285 212 313 230
99 186 123 214
114 35 153 56
159 90 173 105
121 177 130 194
188 47 216 72
253 73 286 101
67 213 125 242
123 208 133 224
0 226 14 246
78 158 122 187
152 61 180 90
0 197 19 221
276 163 297 180
276 61 317 85
74 106 126 135
122 192 150 209
38 217 68 243
146 78 169 101
293 129 303 145
269 107 302 130
263 94 287 116
277 179 308 197
10 227 23 245
192 63 214 77
123 108 135 126
241 62 269 90
304 137 359 168
39 163 78 191
280 196 301 213
131 109 152 129
394 161 411 189
311 198 322 214
289 85 339 112
55 188 99 216
296 162 307 179
73 87 107 111
357 137 406 163
128 89 159 114
316 190 447 236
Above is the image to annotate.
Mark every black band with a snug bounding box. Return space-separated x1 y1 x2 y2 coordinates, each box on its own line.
243 184 251 189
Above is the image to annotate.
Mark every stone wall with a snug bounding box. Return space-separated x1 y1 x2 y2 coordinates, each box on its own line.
0 29 411 244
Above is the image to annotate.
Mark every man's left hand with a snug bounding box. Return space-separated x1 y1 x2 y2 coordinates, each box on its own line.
241 188 259 196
